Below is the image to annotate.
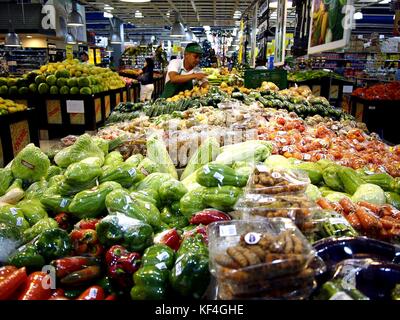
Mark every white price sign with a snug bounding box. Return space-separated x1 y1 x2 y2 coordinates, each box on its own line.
66 100 85 114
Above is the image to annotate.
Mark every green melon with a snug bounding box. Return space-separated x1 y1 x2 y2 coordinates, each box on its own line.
50 86 59 95
16 78 28 88
70 87 79 95
0 85 8 95
8 86 18 95
18 87 29 95
55 70 70 78
29 83 37 93
38 82 49 94
57 78 68 87
35 75 46 85
77 77 90 88
60 86 70 95
67 78 78 88
80 87 92 95
7 78 17 87
0 78 6 87
46 75 57 86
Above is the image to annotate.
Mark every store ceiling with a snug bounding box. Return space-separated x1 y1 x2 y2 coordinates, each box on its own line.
82 0 396 39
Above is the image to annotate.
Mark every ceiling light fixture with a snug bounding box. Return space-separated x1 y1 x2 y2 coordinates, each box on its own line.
135 10 144 18
5 32 21 47
110 32 122 44
104 12 113 18
171 12 185 37
67 1 84 27
65 32 76 44
26 35 32 38
120 0 151 3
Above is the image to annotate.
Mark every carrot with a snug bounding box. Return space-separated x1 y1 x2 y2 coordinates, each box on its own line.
388 228 400 237
339 198 357 215
379 205 395 217
357 201 380 215
316 198 334 210
60 265 102 286
354 207 381 231
380 217 400 229
346 212 362 230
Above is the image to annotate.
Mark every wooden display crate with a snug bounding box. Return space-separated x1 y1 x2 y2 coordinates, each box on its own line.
350 96 400 144
0 108 39 167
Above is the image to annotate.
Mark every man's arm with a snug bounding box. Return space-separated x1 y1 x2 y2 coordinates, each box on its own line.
168 71 198 84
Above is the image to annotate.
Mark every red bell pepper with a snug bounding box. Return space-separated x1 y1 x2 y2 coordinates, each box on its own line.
48 288 66 300
75 218 100 230
189 209 231 225
70 229 103 257
153 229 181 251
116 252 141 274
54 212 72 230
18 271 53 300
0 267 27 300
105 293 117 300
105 245 129 266
183 225 209 244
51 256 100 279
0 266 17 282
76 285 105 300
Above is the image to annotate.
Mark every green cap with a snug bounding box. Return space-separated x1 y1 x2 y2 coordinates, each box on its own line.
184 42 203 54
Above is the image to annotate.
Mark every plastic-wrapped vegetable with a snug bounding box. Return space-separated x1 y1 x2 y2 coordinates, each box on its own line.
0 205 30 232
22 218 58 243
352 184 386 206
24 179 48 201
0 168 14 197
41 194 71 214
46 166 63 180
17 199 48 226
64 161 102 186
92 137 109 156
99 163 144 188
125 154 144 167
264 155 292 169
0 179 25 205
180 137 220 181
69 181 122 219
196 163 248 187
103 151 124 167
146 134 178 179
137 158 159 176
0 222 22 262
96 213 153 252
159 180 188 204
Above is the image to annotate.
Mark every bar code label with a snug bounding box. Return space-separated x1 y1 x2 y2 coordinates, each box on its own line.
219 225 237 237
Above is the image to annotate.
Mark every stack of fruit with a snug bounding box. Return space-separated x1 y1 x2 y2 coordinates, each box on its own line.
0 97 27 115
0 59 126 96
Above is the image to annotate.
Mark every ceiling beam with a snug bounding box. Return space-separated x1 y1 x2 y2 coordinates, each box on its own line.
190 0 200 22
213 0 217 26
165 0 187 24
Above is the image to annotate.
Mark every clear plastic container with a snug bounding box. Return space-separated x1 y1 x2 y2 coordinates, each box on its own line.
245 165 310 195
208 219 315 283
234 194 319 231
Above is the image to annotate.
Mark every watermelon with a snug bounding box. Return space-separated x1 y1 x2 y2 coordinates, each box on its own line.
7 78 17 87
80 87 92 95
70 87 79 95
46 75 57 86
56 78 68 87
60 86 70 95
35 75 46 85
38 83 49 94
67 78 78 88
8 86 18 95
0 85 8 95
50 86 59 95
18 87 29 95
77 77 90 88
29 83 37 93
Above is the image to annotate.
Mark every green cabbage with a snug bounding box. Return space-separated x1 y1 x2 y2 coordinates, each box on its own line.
264 155 292 169
104 151 123 167
352 183 386 206
125 154 144 167
11 144 50 182
325 192 351 203
54 134 105 168
305 184 322 201
215 140 272 165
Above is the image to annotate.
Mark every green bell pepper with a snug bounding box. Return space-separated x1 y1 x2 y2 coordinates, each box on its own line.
196 163 248 187
322 165 344 192
17 199 48 226
142 244 175 270
8 243 46 269
22 218 59 243
123 222 154 252
35 228 73 261
0 205 30 232
160 207 189 229
159 179 188 204
131 265 169 300
96 215 125 247
169 234 210 299
202 186 242 212
179 187 207 219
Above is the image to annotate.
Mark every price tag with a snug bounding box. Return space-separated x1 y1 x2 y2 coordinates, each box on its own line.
66 100 85 114
303 154 311 160
343 85 353 93
219 225 237 237
368 106 376 110
244 232 261 245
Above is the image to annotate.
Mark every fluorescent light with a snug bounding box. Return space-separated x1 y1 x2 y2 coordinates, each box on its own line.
354 12 363 20
104 5 114 10
135 10 144 18
120 0 151 3
26 35 32 38
379 0 390 3
104 12 113 18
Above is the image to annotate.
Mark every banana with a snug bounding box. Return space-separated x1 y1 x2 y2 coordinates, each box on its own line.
320 12 329 44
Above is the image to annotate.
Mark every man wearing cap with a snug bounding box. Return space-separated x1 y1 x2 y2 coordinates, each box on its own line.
160 42 208 98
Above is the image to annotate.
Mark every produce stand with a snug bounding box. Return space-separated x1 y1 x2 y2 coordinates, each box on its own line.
244 69 288 89
0 108 39 166
350 96 400 144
